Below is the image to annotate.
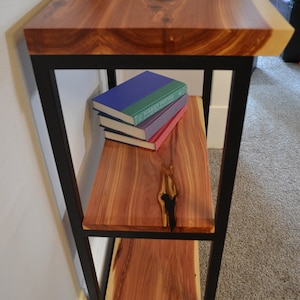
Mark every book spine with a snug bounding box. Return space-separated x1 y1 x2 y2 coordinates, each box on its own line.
135 85 186 125
122 80 187 125
152 104 188 150
143 94 188 140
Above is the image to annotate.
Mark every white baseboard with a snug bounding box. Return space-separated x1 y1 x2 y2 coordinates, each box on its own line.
207 105 228 149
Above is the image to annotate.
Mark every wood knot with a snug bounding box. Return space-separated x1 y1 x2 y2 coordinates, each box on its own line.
158 166 177 231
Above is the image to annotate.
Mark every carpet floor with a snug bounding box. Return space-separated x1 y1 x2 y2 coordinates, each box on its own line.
200 56 300 300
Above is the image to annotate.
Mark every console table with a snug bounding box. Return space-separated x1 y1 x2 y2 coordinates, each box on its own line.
24 0 293 299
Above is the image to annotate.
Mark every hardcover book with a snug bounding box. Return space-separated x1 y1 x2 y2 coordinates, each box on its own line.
93 71 187 125
99 94 188 141
104 103 188 151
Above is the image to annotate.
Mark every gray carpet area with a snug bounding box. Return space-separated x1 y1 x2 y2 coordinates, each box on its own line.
200 56 300 299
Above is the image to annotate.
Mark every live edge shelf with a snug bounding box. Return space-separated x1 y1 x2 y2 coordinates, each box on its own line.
23 0 293 299
83 97 214 235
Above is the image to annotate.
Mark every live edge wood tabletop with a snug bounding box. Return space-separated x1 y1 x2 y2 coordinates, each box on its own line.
24 0 293 56
23 1 293 300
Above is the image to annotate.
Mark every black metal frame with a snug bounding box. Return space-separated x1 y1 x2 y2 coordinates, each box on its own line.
30 54 254 300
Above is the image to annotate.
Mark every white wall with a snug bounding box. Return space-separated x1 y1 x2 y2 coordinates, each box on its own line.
0 1 102 299
207 70 232 148
56 70 109 290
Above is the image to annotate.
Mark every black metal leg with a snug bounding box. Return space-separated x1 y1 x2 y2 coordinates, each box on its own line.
99 238 115 299
31 58 101 300
204 57 254 300
107 69 117 89
202 69 213 135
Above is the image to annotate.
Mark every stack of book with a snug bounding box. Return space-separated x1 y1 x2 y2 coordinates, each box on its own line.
92 71 188 151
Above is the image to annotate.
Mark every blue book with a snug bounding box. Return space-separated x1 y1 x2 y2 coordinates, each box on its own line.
92 71 187 125
98 94 188 141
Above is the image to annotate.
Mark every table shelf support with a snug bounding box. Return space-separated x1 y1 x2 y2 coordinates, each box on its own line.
204 57 254 300
30 54 254 300
30 59 101 300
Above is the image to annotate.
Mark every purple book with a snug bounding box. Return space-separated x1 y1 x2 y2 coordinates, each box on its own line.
99 94 188 141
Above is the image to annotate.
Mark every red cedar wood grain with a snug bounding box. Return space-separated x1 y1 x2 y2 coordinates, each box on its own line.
106 238 201 300
24 0 293 56
83 96 214 233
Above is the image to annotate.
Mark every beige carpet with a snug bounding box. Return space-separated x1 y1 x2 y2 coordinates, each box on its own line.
200 56 300 300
